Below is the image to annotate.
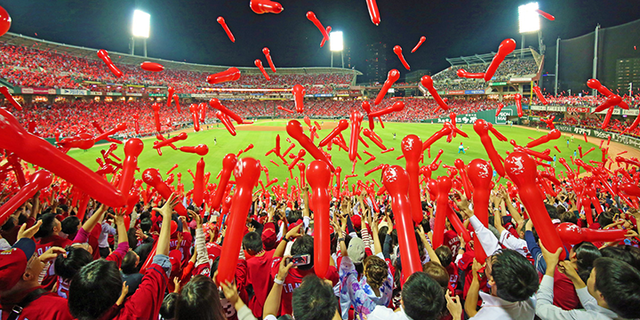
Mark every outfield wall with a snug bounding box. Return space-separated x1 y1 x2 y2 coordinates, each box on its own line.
553 124 640 149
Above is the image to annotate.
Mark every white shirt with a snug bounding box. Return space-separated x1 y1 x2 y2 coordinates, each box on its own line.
366 306 411 320
470 291 536 320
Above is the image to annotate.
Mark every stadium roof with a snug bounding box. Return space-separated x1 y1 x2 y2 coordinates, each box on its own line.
445 48 536 66
0 32 362 76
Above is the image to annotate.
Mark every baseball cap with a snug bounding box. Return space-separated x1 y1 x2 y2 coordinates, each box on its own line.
0 238 36 290
347 237 366 265
168 249 182 277
351 215 362 230
262 222 277 251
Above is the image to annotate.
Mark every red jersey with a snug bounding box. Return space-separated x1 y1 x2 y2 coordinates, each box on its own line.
0 287 73 320
270 257 339 316
113 262 168 320
457 249 488 299
445 262 460 295
246 250 275 318
206 242 222 262
36 235 73 256
169 231 193 261
443 230 461 254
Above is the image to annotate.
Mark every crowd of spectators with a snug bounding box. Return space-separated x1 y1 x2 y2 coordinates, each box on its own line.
427 59 539 91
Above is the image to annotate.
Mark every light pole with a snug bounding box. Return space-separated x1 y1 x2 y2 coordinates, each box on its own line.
131 9 150 57
330 31 344 68
518 2 541 58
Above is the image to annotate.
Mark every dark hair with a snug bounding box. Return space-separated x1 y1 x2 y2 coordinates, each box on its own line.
593 258 640 319
545 205 558 220
291 274 338 320
600 246 634 265
572 242 601 282
127 228 138 251
140 218 153 233
559 210 578 224
363 255 388 289
435 246 453 267
54 246 93 281
288 210 303 225
378 226 388 246
401 272 445 320
160 292 178 319
175 275 225 320
68 259 123 320
598 209 617 227
422 261 449 289
415 231 425 261
121 251 139 275
34 213 57 238
291 235 314 271
490 249 539 302
61 216 80 236
242 232 263 253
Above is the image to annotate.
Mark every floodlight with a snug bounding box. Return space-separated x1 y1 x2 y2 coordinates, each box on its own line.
330 31 343 52
518 2 540 33
132 10 150 38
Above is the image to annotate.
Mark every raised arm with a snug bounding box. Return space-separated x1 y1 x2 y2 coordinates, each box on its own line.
153 194 180 256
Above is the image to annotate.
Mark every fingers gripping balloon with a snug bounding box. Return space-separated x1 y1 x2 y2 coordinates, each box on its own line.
140 62 165 72
484 39 516 82
401 135 424 224
381 166 423 277
319 120 349 147
217 158 261 284
0 87 23 111
556 223 626 245
255 59 270 81
473 119 507 177
306 12 330 46
466 159 493 263
0 108 125 207
365 0 381 25
97 49 123 77
211 154 238 210
217 17 236 42
142 169 187 215
306 160 331 278
179 144 209 156
532 86 549 105
207 67 241 84
0 170 52 226
420 76 450 111
505 152 565 259
262 47 276 73
292 85 305 113
456 69 485 79
250 0 283 14
117 138 143 195
411 36 426 53
348 110 363 163
286 120 335 171
374 69 400 105
393 45 410 70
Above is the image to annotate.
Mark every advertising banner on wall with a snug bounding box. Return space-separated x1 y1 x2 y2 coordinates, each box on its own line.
60 89 88 95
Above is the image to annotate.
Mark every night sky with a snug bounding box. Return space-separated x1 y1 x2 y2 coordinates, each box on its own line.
2 0 639 80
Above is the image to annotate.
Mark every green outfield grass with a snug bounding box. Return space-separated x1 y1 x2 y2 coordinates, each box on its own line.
67 120 601 191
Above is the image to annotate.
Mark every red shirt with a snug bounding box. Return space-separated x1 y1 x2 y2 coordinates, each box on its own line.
246 250 275 318
170 231 193 261
36 235 73 256
271 257 339 316
445 262 460 294
443 230 461 254
457 249 488 299
113 262 168 320
206 242 222 262
0 287 73 320
549 268 581 310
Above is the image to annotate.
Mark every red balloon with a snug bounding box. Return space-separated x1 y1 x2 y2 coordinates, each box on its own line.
526 129 561 148
0 87 22 111
307 160 331 278
535 9 555 21
320 26 331 47
167 87 175 108
368 101 405 118
0 170 52 226
287 149 306 170
118 138 144 195
179 144 209 156
154 132 187 150
193 158 206 207
381 166 422 277
466 159 492 263
211 154 238 210
306 11 330 46
217 17 236 42
286 120 335 171
262 47 277 73
556 222 626 245
420 75 449 111
217 158 261 284
447 207 471 243
495 103 505 117
365 0 381 25
456 69 485 79
210 98 248 124
454 159 473 200
505 152 565 259
249 0 283 14
189 104 200 132
432 176 452 248
411 36 426 53
97 49 123 77
393 45 411 70
207 67 241 84
473 119 507 177
514 93 523 117
319 119 348 147
0 6 11 37
142 168 187 215
141 61 165 72
484 39 517 81
532 86 549 105
292 84 305 113
375 69 400 105
401 134 423 224
255 59 270 81
348 109 363 163
152 103 162 133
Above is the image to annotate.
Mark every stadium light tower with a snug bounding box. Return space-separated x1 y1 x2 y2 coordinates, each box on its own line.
330 31 344 68
131 9 150 57
518 2 541 58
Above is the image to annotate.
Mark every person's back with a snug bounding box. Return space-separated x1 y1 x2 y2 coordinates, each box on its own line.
367 272 445 320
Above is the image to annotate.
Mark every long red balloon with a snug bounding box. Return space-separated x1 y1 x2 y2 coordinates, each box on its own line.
179 144 209 156
117 138 144 195
97 49 123 77
193 158 205 207
432 176 452 248
207 67 241 84
0 86 23 111
374 70 400 105
286 120 335 171
420 75 449 111
381 166 422 277
250 0 283 14
217 158 261 284
306 11 330 45
141 61 165 72
505 152 565 259
401 134 423 224
473 119 506 177
484 39 516 81
532 86 549 105
319 119 348 147
255 59 270 81
365 0 381 25
211 154 238 210
217 17 235 42
348 110 363 163
393 45 410 70
556 223 626 245
262 47 276 73
292 85 305 113
466 159 492 264
142 168 187 215
0 170 52 226
411 36 426 53
307 160 331 278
